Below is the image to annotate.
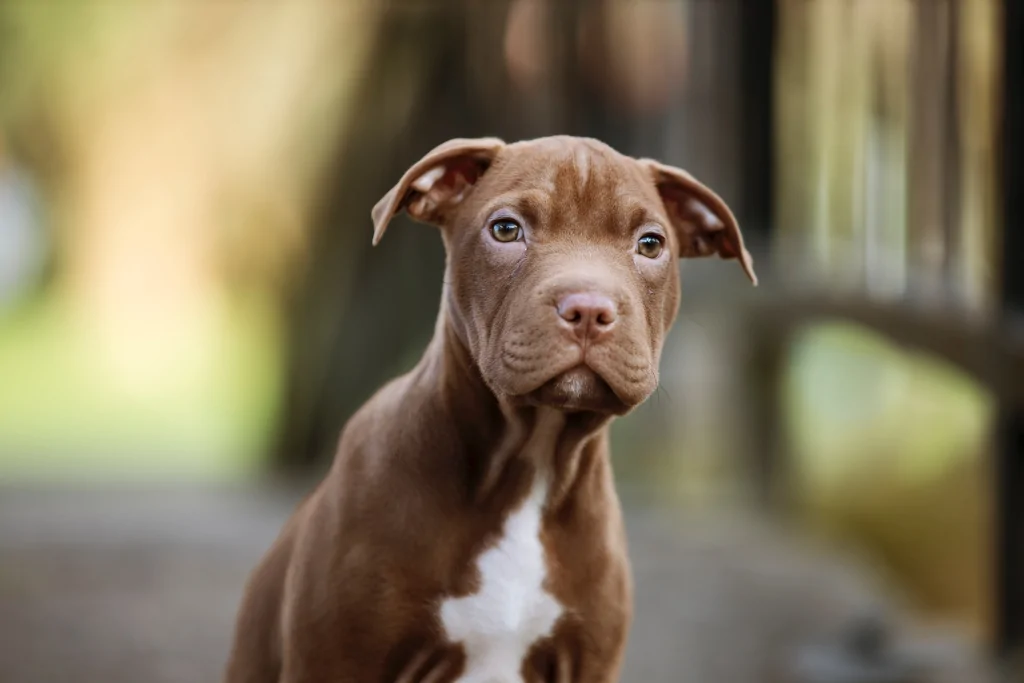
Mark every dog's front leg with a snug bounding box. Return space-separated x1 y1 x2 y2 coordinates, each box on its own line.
524 640 626 683
392 646 464 683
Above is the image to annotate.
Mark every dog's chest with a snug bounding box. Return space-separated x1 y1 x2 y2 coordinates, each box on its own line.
439 482 563 683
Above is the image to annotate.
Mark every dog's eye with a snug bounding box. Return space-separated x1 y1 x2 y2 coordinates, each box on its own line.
491 219 522 243
637 234 664 259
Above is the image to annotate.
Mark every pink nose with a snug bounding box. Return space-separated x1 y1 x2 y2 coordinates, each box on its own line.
556 292 618 342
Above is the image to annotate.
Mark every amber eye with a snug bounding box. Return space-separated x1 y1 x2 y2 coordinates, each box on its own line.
491 219 522 243
637 233 664 259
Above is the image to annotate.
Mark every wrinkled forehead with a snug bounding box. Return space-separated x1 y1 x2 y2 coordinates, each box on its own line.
474 137 666 235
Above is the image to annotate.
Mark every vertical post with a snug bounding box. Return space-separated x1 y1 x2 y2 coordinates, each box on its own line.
737 0 776 240
738 0 778 507
997 0 1024 662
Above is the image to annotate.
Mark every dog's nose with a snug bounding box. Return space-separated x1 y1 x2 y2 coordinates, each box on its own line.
556 292 618 342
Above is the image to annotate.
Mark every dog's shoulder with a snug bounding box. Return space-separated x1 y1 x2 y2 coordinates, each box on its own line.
328 368 453 495
333 371 418 457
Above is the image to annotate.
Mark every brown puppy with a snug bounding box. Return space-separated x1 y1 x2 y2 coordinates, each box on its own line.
223 136 756 683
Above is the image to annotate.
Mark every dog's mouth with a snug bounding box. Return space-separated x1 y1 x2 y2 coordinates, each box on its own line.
525 365 629 415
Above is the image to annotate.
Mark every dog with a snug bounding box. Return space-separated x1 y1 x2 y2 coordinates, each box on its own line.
223 135 756 683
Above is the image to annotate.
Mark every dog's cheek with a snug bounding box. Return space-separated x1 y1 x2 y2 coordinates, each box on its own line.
474 298 518 392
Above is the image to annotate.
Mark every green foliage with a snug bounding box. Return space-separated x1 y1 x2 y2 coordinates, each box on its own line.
785 321 992 494
0 293 282 482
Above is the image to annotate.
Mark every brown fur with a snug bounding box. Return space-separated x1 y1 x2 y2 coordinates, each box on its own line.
223 136 755 683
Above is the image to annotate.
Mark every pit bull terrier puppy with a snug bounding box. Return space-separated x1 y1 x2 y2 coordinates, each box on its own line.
223 136 756 683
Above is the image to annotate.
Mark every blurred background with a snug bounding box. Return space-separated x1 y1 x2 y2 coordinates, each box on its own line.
0 1 1019 681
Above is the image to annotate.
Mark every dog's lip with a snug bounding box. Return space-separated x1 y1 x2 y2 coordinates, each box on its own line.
523 364 630 415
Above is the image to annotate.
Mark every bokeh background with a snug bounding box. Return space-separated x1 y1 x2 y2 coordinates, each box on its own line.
0 1 1019 682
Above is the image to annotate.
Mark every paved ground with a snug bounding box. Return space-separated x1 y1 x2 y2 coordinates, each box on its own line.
0 482 996 683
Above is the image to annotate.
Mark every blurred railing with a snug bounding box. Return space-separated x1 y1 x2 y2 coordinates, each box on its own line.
749 0 1019 675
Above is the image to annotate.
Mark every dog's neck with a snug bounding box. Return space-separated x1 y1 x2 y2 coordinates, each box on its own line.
413 295 613 510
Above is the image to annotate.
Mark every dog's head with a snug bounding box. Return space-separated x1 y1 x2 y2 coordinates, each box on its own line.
372 136 756 416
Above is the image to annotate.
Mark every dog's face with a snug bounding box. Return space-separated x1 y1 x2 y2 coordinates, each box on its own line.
373 136 755 416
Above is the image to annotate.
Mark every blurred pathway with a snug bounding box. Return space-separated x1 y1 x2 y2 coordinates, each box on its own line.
0 483 992 683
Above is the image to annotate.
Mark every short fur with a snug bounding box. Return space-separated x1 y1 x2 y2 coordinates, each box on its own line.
223 135 755 683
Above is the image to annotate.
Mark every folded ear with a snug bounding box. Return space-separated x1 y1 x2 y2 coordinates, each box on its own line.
640 159 757 285
371 137 505 245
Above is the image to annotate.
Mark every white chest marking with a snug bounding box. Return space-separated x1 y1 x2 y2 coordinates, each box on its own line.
440 481 563 683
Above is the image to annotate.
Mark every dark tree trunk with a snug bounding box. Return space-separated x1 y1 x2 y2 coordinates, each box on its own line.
274 2 483 470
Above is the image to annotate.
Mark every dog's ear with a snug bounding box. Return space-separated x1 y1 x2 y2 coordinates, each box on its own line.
371 137 505 245
640 159 757 285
